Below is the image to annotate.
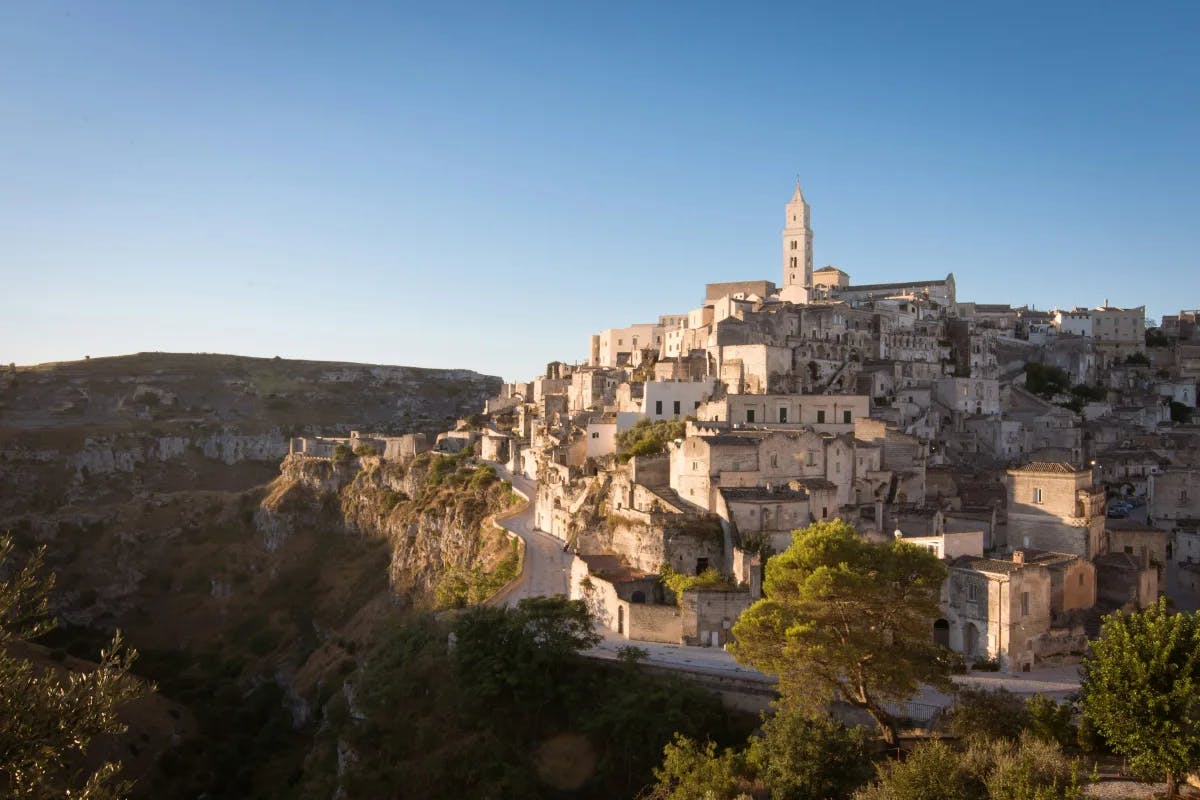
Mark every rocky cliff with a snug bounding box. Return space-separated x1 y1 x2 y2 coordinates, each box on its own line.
0 352 508 798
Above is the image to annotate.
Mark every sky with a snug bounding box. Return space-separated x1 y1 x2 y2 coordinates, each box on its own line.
1 2 1198 381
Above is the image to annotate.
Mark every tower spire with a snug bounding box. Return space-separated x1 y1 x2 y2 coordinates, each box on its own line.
780 179 813 304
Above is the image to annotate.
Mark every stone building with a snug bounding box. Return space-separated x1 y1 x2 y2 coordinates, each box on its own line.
1150 468 1200 528
1006 462 1105 558
941 549 1094 673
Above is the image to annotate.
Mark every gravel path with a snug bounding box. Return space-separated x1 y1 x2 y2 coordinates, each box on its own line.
1084 780 1167 799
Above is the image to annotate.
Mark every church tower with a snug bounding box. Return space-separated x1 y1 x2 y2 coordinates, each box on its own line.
779 180 813 304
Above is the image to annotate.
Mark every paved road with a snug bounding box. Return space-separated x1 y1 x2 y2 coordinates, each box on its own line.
486 464 573 606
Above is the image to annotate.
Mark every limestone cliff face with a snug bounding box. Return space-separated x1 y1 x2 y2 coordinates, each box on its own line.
0 351 501 519
260 453 515 606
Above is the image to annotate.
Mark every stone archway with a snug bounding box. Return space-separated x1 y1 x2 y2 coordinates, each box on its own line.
933 619 950 648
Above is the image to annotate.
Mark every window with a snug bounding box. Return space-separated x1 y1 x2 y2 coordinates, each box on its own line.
778 408 788 423
790 256 797 268
691 461 697 471
591 432 599 439
791 241 798 250
821 507 828 518
817 410 826 423
1032 487 1043 504
673 400 681 416
1079 573 1085 585
746 409 755 423
770 453 778 468
843 410 852 424
1124 545 1133 554
967 583 977 601
617 338 623 346
1021 592 1029 617
655 400 663 415
806 451 816 467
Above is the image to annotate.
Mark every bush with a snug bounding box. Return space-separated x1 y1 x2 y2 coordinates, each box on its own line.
353 444 377 457
943 688 1030 742
616 418 687 463
659 565 738 605
1025 695 1075 748
332 443 353 464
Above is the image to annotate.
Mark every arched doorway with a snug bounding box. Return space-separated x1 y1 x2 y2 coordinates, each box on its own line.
933 619 950 648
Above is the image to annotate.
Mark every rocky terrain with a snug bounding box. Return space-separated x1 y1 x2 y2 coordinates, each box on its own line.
0 352 509 797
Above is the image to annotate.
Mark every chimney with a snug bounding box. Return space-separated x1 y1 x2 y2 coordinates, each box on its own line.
1013 550 1026 565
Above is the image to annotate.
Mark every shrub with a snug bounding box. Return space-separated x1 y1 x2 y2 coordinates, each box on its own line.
943 688 1030 742
353 444 377 457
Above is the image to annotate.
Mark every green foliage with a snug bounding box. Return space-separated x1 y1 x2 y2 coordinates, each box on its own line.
942 688 1030 742
660 564 738 605
730 520 951 745
616 418 687 463
1080 599 1200 793
1124 351 1151 366
353 443 377 457
468 464 498 491
1068 384 1105 403
1024 695 1074 749
1170 401 1192 424
1023 363 1070 399
332 442 353 464
854 734 1080 800
648 710 871 800
433 534 521 608
649 735 747 800
0 535 147 800
855 738 972 800
380 489 406 514
309 603 740 800
746 711 873 800
451 597 601 717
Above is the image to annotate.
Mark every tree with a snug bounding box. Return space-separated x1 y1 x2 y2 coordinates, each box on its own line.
745 710 872 800
450 595 601 723
729 520 951 745
647 735 747 800
647 710 871 800
1079 599 1200 797
0 535 146 799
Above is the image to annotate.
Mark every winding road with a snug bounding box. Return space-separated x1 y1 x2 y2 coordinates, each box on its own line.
486 465 573 606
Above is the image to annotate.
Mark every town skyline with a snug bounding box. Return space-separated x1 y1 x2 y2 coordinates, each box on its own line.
2 3 1197 381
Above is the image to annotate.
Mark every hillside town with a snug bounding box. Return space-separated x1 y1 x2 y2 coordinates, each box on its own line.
307 182 1200 676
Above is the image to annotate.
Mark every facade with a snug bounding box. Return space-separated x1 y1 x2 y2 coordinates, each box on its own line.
1150 468 1200 527
696 393 870 432
934 377 1001 416
1006 462 1105 558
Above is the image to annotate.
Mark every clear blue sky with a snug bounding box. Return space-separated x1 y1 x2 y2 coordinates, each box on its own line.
2 2 1197 381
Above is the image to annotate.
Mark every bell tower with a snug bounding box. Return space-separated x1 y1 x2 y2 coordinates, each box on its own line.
780 179 813 304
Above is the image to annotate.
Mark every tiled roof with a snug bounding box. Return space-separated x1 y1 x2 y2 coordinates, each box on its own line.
1009 461 1080 474
952 555 1019 574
